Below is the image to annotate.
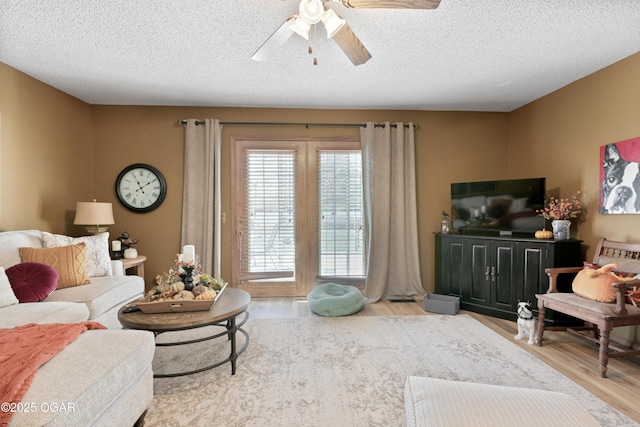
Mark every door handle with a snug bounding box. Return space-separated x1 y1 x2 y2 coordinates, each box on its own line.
491 266 496 281
485 266 490 281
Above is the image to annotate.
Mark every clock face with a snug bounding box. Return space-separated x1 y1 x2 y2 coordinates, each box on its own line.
115 163 167 212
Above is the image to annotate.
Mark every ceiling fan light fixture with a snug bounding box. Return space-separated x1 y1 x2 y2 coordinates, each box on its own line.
289 15 311 40
253 0 372 66
299 0 325 24
321 9 346 38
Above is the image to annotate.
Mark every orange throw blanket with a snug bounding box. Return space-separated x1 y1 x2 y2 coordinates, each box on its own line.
0 322 106 426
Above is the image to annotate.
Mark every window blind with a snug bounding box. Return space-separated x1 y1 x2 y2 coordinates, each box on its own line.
318 150 365 277
239 150 295 280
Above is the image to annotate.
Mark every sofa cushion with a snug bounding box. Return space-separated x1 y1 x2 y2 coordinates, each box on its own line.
42 231 113 278
5 262 59 303
12 329 155 427
0 230 44 269
19 243 91 289
404 376 600 427
0 301 89 328
0 267 19 308
44 275 144 320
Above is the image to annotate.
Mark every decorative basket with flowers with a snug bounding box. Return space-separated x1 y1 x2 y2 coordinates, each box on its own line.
537 191 583 221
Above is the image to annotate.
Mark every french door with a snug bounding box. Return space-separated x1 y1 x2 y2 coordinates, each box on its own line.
231 138 365 297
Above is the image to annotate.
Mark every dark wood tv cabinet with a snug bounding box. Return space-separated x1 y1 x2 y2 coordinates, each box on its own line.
434 233 582 322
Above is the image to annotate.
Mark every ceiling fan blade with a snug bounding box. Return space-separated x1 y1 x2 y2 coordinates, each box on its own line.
331 23 372 66
340 0 441 9
251 16 296 61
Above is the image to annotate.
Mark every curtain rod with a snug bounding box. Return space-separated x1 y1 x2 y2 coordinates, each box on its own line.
178 120 417 129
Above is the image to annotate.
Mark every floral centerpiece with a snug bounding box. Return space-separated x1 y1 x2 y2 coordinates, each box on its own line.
140 253 226 304
537 191 583 221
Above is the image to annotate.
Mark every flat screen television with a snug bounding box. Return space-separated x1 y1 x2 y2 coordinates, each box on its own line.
451 177 546 235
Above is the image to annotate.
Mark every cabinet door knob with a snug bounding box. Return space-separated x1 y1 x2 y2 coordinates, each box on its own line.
491 266 496 282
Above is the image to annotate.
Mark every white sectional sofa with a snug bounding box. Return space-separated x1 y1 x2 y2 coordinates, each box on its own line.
0 230 155 426
0 229 145 329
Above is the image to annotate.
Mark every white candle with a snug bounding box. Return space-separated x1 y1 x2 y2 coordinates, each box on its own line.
183 245 195 263
177 254 184 274
111 240 121 251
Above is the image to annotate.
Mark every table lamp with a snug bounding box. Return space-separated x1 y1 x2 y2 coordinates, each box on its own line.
74 200 115 235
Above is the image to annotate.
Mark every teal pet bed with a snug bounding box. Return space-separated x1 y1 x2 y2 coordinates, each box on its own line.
307 283 364 317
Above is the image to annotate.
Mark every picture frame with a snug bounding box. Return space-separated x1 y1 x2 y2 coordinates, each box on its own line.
600 136 640 214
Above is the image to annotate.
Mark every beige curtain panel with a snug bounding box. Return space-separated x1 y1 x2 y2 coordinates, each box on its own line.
361 122 425 302
182 119 222 278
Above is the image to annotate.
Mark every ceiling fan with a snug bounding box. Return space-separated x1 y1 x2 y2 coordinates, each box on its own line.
251 0 441 66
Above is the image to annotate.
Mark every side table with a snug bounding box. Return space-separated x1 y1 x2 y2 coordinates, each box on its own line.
121 255 146 278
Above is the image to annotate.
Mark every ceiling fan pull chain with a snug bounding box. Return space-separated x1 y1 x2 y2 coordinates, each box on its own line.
308 23 316 56
312 23 318 65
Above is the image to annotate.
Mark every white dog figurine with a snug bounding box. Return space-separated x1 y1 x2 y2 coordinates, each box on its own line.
514 300 538 345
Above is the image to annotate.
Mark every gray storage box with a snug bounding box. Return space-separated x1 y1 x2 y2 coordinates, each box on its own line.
423 294 460 315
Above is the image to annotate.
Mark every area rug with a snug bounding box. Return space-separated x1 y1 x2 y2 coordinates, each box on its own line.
146 314 637 426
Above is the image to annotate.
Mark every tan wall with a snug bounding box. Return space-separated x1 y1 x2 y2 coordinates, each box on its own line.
1 60 508 292
0 62 93 233
509 52 640 258
508 52 640 342
91 107 509 292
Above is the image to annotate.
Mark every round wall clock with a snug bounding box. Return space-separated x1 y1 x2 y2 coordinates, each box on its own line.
115 163 167 213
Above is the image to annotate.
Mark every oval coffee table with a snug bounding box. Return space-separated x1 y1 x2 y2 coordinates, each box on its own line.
118 287 250 378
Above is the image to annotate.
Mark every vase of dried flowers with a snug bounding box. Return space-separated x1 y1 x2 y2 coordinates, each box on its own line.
551 219 571 240
537 191 582 240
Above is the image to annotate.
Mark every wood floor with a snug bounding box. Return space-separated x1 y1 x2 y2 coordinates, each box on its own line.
250 297 640 423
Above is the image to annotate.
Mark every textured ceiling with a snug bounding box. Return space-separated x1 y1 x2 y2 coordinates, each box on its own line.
1 0 639 112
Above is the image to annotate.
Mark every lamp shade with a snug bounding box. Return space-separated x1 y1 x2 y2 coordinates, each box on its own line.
321 9 345 38
74 200 114 234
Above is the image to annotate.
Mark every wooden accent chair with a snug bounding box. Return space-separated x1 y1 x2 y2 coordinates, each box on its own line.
536 238 640 378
